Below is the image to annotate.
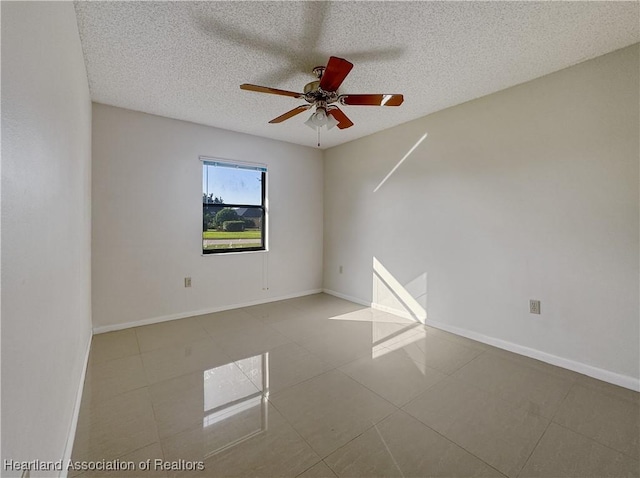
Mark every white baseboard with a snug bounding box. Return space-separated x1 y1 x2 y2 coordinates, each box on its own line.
60 332 92 477
422 316 640 392
93 289 323 334
328 291 639 392
322 288 371 307
371 302 419 321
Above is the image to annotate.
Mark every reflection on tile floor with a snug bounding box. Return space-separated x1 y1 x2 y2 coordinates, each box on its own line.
72 293 640 477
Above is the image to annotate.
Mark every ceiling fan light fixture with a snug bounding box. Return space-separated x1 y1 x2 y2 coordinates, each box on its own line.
312 108 327 126
304 115 317 130
304 107 337 130
326 113 339 130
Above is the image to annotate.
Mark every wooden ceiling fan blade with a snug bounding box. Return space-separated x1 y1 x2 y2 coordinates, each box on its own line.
269 105 311 124
240 84 303 99
327 107 354 129
340 94 404 106
319 57 353 92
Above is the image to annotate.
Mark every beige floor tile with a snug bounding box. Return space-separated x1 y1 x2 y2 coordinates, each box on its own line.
212 323 292 361
141 339 231 384
451 351 575 417
148 370 203 407
371 321 424 350
241 301 303 324
89 329 140 364
270 315 353 342
269 370 396 458
287 293 358 308
195 308 263 338
298 326 387 368
324 410 503 477
161 403 319 478
161 398 269 465
72 443 167 478
425 326 492 353
83 354 147 404
135 318 209 353
554 378 639 459
403 377 548 477
375 310 423 324
339 350 446 406
321 308 414 331
148 372 203 439
73 388 159 463
575 374 640 399
337 308 418 325
72 295 638 478
371 322 425 352
488 347 579 381
287 294 365 317
389 328 485 375
268 303 397 342
520 423 640 477
326 307 384 323
337 316 402 339
235 342 333 394
297 461 337 478
149 361 261 439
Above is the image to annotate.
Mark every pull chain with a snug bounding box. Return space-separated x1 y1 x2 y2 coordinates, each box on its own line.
317 127 320 147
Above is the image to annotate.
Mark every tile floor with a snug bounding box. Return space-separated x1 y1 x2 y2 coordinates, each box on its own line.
71 293 640 477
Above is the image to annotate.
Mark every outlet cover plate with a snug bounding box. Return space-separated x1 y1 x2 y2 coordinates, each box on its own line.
530 299 541 314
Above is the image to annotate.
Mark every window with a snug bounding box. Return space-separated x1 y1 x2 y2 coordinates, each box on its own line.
202 158 266 254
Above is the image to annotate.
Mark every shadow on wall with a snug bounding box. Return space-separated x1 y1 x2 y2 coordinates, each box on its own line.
372 257 427 323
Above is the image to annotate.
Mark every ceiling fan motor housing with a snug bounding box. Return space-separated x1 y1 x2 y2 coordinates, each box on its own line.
304 80 338 105
303 80 321 94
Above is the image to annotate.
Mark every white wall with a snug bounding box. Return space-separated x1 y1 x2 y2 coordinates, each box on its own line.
91 104 323 330
324 45 639 388
1 2 93 475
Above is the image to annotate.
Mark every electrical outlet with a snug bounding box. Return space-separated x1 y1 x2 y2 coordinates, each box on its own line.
339 265 343 274
530 299 541 314
184 277 192 288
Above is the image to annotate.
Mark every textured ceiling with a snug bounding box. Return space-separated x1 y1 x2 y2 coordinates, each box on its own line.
74 1 639 150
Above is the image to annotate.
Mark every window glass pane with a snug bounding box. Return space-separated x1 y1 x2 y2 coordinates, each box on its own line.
203 163 263 206
203 206 264 253
202 160 266 254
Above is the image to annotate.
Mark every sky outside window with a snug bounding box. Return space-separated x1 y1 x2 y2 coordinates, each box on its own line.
203 164 262 205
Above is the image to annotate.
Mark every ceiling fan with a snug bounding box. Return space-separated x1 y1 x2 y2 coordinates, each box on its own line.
240 56 404 134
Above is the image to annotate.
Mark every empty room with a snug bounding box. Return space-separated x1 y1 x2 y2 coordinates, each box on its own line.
2 1 639 477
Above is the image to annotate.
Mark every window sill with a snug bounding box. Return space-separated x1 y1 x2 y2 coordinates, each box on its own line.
201 249 268 257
